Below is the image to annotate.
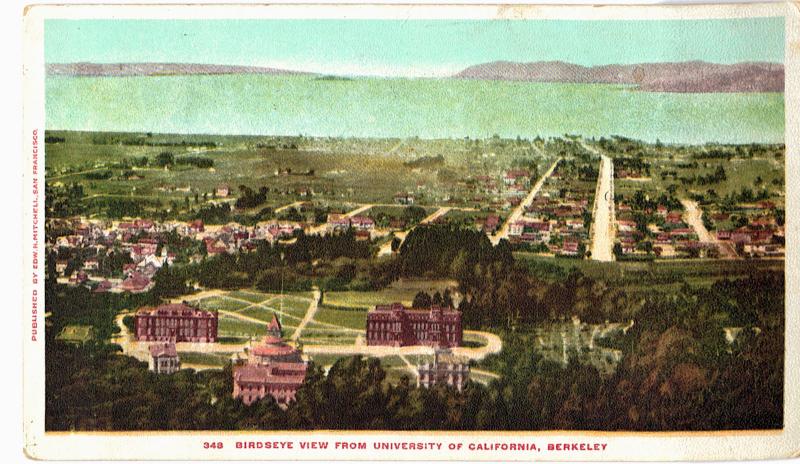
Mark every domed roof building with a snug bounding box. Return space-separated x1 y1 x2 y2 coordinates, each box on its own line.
233 314 308 407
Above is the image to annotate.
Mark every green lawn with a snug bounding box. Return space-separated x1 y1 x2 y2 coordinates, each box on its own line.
192 296 249 312
268 297 312 318
179 352 233 367
239 306 302 324
323 279 457 309
226 290 275 304
305 354 349 368
217 316 267 338
312 306 368 330
298 331 359 345
56 325 94 343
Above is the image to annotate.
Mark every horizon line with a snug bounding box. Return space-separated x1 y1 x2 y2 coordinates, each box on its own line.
46 59 785 79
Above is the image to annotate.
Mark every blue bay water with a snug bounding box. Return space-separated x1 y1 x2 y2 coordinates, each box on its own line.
45 75 784 144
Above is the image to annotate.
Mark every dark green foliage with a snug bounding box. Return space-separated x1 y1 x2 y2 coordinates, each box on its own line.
155 151 175 167
175 156 214 169
83 170 114 180
45 270 783 431
397 225 512 278
235 185 269 209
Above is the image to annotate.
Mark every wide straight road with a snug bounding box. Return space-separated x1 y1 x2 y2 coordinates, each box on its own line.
590 155 616 262
492 158 561 245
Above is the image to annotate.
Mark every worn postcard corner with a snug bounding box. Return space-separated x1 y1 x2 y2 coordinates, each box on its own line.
20 1 800 461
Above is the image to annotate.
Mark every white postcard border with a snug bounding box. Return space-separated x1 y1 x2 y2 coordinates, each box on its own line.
22 2 800 460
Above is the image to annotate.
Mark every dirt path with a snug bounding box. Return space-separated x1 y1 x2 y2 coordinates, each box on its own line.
274 200 306 214
420 206 452 225
681 199 737 258
291 288 322 342
471 368 501 380
680 199 713 242
493 158 561 245
377 231 408 257
590 154 616 262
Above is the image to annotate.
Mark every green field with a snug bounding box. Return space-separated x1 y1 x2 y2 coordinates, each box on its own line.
225 290 273 304
192 296 249 312
238 306 301 324
298 331 359 345
305 354 348 368
323 278 457 309
312 306 367 331
56 325 94 344
217 315 268 338
179 352 234 367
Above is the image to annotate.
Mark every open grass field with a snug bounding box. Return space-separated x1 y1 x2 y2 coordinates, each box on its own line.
225 290 271 304
185 289 314 339
305 354 349 368
323 278 457 309
179 352 235 367
193 296 250 312
218 315 268 338
238 306 301 324
299 333 359 346
312 305 368 331
56 325 94 343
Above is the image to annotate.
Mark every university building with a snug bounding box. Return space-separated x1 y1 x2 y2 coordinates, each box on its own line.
366 303 462 348
134 302 218 343
232 315 308 407
148 342 181 374
417 350 470 392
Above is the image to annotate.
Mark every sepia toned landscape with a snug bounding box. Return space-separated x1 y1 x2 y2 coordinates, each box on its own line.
43 17 785 432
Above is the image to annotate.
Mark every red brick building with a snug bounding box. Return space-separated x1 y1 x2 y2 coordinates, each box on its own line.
134 302 218 342
366 303 462 348
232 315 308 407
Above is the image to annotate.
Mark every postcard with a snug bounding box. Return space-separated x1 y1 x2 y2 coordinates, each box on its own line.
21 2 800 461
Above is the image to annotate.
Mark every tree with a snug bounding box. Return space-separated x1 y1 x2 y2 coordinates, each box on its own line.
153 262 188 298
412 291 432 309
155 151 175 167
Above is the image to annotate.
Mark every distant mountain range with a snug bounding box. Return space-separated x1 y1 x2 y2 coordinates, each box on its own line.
46 62 312 77
48 60 784 93
453 60 784 93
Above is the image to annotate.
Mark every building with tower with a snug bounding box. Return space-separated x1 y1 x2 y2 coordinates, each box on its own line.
232 314 308 407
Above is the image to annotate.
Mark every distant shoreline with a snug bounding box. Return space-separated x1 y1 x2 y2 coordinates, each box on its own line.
47 60 785 94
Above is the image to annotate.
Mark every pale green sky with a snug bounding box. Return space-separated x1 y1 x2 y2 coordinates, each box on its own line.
45 18 784 77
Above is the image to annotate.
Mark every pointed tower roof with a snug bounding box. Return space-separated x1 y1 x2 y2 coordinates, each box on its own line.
268 313 282 333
